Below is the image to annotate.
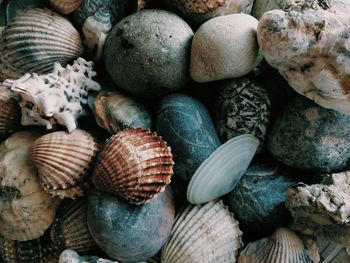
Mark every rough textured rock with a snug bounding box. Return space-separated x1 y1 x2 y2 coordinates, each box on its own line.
163 0 254 28
156 93 221 182
257 0 350 114
286 171 350 248
87 188 174 262
104 10 193 98
190 14 260 82
214 78 270 153
268 96 350 172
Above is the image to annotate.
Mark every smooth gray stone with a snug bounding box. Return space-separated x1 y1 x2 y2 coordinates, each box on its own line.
87 188 174 262
104 10 193 98
268 96 350 172
156 93 221 182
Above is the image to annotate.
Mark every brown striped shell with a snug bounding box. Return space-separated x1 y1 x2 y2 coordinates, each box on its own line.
50 198 99 254
0 84 21 137
0 8 83 81
92 128 174 205
49 0 83 14
238 228 312 263
30 130 99 199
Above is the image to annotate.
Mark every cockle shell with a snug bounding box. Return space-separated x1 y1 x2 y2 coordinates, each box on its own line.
92 128 174 205
4 57 101 133
93 90 152 134
161 200 243 262
49 0 83 14
0 130 60 241
59 249 118 263
83 7 112 61
0 8 83 81
238 228 312 262
0 84 21 137
50 199 99 253
30 130 99 199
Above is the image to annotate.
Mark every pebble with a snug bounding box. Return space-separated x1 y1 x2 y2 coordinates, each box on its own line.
190 13 261 83
104 9 193 98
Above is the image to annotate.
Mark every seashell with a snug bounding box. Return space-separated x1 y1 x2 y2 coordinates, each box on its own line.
318 239 350 263
161 199 243 263
0 130 60 241
50 199 99 254
5 57 101 133
3 0 48 25
42 241 62 263
0 84 21 137
0 8 83 81
30 130 99 199
187 134 258 204
87 188 174 262
59 249 118 263
92 128 174 205
83 7 112 61
93 90 152 134
49 0 83 14
238 228 312 263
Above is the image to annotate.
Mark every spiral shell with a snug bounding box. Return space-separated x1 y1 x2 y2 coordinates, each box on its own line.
49 0 83 14
0 84 21 137
0 8 83 81
161 200 243 262
92 128 174 205
238 228 312 263
30 130 99 199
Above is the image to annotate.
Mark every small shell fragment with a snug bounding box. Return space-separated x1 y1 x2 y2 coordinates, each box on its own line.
0 84 21 137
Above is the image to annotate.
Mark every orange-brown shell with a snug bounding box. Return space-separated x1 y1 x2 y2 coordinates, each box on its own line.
172 0 226 14
0 85 21 137
30 130 99 199
50 198 99 254
92 128 174 205
49 0 83 14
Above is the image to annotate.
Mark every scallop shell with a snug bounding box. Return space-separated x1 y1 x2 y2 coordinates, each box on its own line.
318 239 350 263
93 90 152 134
30 130 99 199
50 198 99 254
0 130 61 241
92 128 174 205
238 228 312 263
161 200 243 262
187 134 258 204
49 0 83 14
0 84 21 137
0 8 83 81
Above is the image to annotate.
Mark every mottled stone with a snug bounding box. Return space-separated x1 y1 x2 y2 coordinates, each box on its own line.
257 0 350 114
225 158 298 238
214 78 270 153
104 10 193 98
156 93 221 182
268 96 350 172
87 188 174 262
190 14 260 82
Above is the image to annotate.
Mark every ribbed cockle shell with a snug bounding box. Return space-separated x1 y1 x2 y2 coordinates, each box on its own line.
30 130 99 199
49 0 83 14
92 128 174 205
0 8 83 81
238 228 312 263
0 84 21 137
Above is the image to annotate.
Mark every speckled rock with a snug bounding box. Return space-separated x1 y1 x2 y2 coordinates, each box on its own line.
190 14 260 83
104 10 193 98
225 157 299 239
156 93 221 182
163 0 254 28
214 78 270 153
268 96 350 172
87 188 174 262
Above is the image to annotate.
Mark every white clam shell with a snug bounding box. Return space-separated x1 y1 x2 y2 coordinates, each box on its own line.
161 200 243 263
187 134 258 204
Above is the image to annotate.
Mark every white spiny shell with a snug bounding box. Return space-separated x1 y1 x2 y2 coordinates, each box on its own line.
0 8 83 81
4 58 101 133
161 200 243 262
238 228 312 263
49 0 83 14
59 249 118 263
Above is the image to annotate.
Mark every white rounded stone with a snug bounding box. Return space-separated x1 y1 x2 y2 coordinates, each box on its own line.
190 13 261 83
